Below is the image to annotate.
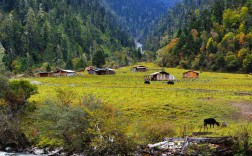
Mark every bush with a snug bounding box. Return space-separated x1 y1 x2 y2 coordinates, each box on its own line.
5 80 37 113
0 76 9 98
0 79 37 150
35 99 90 151
136 121 176 144
35 93 137 154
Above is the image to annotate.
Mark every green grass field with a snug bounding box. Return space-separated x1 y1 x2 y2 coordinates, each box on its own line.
27 63 252 139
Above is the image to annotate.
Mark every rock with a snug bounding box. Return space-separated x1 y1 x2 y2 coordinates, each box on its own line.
32 147 45 155
5 147 13 152
30 81 43 85
59 152 68 156
48 147 63 156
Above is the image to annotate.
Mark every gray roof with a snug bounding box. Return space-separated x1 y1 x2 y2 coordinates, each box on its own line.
149 71 169 76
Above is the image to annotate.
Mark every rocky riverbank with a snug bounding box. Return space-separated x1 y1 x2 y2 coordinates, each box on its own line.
0 147 69 156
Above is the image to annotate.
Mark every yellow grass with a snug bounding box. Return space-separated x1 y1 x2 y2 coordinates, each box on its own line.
26 62 252 137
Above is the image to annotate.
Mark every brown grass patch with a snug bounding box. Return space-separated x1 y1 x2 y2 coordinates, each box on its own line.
230 101 252 121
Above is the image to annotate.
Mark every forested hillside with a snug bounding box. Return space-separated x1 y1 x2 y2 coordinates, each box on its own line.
160 0 181 7
104 0 178 40
148 0 252 73
0 0 135 73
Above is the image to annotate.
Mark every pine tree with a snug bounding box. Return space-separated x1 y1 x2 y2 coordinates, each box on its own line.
92 50 105 68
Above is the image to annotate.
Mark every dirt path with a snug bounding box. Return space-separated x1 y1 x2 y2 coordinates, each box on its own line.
231 101 252 121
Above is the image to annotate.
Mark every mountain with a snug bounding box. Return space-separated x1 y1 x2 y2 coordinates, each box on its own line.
148 0 252 73
103 0 179 41
0 0 135 72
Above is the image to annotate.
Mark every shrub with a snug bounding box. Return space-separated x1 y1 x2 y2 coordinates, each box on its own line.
0 79 37 150
137 121 176 144
5 80 37 113
0 76 9 98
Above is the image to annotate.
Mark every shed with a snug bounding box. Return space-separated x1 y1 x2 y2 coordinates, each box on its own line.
54 69 77 77
38 72 53 77
146 71 171 81
92 68 115 75
183 70 199 78
132 66 148 72
105 68 116 75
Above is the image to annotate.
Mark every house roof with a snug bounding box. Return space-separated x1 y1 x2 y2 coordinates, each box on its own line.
149 71 169 76
94 68 106 72
169 75 176 80
56 69 76 73
93 68 115 72
105 68 115 71
133 66 147 69
183 70 199 74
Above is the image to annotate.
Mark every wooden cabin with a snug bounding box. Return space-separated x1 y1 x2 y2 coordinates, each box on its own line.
91 68 115 75
183 70 199 78
105 68 116 75
54 69 77 77
146 71 172 81
38 72 53 77
132 66 148 72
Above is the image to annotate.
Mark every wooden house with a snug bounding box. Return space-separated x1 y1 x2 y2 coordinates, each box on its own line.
146 71 173 81
38 72 53 77
54 69 77 77
183 70 199 78
105 68 116 75
91 68 115 75
132 66 148 72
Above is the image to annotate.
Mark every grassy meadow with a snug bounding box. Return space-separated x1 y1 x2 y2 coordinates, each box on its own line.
26 63 252 142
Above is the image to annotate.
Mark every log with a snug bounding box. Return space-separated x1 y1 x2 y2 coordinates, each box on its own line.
190 137 232 144
148 141 167 149
192 132 213 136
180 136 190 155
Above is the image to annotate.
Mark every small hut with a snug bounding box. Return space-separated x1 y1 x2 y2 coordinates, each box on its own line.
105 68 116 75
132 66 148 72
38 72 53 77
54 69 77 77
183 70 199 78
92 68 115 75
146 71 171 81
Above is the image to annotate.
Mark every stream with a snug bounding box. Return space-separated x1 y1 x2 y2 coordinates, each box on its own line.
135 40 143 53
0 152 35 156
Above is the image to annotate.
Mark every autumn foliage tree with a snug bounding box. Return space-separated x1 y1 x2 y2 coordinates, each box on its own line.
154 0 252 73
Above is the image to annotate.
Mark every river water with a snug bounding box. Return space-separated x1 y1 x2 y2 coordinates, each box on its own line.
0 152 35 156
135 40 143 53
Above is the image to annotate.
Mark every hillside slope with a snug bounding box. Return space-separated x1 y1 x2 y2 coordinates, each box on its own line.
0 0 134 72
104 0 179 40
148 0 252 73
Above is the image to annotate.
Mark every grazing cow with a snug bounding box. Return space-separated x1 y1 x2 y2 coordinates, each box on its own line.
144 81 150 84
204 118 220 128
167 81 174 85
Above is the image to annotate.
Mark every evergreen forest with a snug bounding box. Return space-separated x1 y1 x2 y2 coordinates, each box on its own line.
0 0 135 73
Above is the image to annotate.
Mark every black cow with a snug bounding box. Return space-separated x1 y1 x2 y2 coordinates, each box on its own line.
204 118 220 128
167 81 174 85
144 81 150 84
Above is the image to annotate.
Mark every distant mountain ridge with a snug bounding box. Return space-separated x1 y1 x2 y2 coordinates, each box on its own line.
103 0 179 40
